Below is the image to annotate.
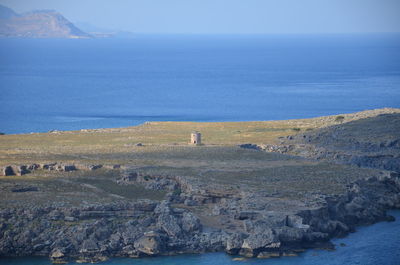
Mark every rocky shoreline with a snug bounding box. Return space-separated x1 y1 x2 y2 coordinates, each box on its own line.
1 112 399 263
0 168 399 263
245 113 400 173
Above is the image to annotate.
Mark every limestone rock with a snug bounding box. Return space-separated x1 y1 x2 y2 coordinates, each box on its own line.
240 228 277 257
181 212 201 233
157 213 182 237
2 166 15 176
134 232 164 256
226 233 245 254
50 248 67 263
80 239 99 253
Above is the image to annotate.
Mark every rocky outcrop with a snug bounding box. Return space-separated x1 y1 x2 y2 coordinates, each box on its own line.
113 165 400 257
2 166 14 176
0 171 399 262
0 199 207 263
0 162 121 177
134 232 165 256
0 165 30 176
242 113 400 172
1 113 399 262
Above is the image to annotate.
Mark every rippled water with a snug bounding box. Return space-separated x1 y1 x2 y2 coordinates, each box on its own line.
1 34 400 134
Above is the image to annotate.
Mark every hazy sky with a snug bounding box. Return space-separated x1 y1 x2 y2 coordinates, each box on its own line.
1 0 400 34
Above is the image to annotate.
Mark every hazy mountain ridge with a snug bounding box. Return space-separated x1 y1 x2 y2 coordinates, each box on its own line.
0 4 19 19
0 4 91 38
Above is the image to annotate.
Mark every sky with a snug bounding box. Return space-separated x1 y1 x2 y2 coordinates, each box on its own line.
1 0 400 34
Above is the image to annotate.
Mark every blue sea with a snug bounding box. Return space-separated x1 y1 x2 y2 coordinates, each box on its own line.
0 34 400 134
1 210 399 265
0 35 400 263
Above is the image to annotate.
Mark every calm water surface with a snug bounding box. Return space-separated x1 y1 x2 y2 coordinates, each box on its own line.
0 34 400 134
1 35 399 264
1 211 399 265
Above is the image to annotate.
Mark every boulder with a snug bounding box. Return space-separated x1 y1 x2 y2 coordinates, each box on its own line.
157 213 182 237
56 165 77 172
89 164 102 171
2 166 15 176
50 248 67 264
240 228 277 257
50 248 65 258
134 232 164 256
13 165 30 176
27 164 40 170
41 163 57 170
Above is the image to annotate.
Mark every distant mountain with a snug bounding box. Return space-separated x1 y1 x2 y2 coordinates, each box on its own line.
0 5 91 38
0 4 19 19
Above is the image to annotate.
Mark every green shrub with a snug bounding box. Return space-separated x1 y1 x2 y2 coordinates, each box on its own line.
335 116 345 122
172 188 181 196
292 128 301 132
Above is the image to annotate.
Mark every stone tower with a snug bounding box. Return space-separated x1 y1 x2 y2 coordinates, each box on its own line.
190 132 201 145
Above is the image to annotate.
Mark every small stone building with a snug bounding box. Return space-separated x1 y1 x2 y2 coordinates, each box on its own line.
190 132 201 145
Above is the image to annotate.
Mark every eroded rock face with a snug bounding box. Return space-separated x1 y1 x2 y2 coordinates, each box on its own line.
226 233 245 254
134 232 165 256
240 228 277 257
249 113 400 172
157 213 182 237
0 167 399 262
181 212 201 233
0 199 204 262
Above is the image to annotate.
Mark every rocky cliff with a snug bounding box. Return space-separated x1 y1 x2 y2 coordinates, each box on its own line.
0 110 399 263
246 113 400 172
0 170 399 263
0 5 91 38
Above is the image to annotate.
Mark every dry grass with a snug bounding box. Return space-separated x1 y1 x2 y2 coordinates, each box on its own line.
0 168 166 208
0 108 397 207
0 108 398 166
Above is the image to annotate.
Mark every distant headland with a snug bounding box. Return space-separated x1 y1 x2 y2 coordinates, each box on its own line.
0 4 91 38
